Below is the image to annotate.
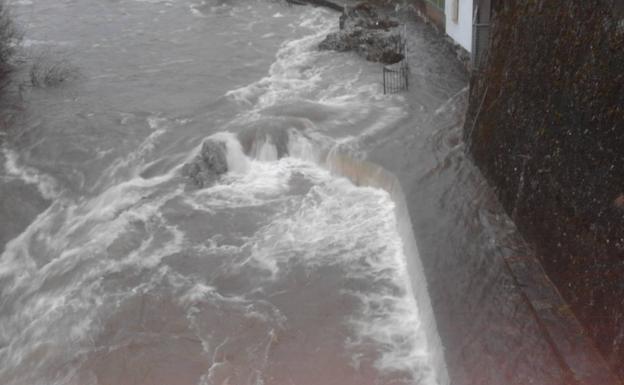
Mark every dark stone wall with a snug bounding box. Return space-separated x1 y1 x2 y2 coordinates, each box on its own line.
465 0 624 380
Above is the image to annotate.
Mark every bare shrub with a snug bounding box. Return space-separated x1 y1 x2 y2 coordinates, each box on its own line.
0 1 20 90
29 54 78 88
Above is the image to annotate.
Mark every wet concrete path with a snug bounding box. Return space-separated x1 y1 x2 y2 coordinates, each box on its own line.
361 10 619 385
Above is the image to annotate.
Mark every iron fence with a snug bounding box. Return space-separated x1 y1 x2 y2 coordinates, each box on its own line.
382 32 409 95
383 61 409 95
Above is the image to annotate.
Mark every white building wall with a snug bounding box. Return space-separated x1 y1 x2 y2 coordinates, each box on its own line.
445 0 473 52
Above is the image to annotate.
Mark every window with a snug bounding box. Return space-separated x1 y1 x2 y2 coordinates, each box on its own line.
426 0 445 11
452 0 459 23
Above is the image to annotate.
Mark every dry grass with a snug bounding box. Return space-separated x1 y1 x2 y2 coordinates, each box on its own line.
29 55 78 88
0 1 19 90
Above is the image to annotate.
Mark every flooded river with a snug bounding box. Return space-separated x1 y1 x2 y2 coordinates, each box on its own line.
0 1 597 385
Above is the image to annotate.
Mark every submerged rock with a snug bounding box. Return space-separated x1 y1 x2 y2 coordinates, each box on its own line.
286 0 343 12
319 2 403 64
182 139 228 188
339 3 399 31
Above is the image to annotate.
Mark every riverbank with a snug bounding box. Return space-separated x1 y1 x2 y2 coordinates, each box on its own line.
317 2 620 384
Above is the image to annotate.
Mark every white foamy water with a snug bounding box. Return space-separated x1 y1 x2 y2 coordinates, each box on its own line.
0 1 442 384
2 147 60 200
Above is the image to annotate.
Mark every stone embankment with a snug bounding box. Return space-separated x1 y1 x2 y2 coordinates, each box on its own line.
289 0 404 64
465 1 624 381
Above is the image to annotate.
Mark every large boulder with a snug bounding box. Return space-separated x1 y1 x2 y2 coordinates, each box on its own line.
182 139 228 188
339 3 399 31
319 2 403 64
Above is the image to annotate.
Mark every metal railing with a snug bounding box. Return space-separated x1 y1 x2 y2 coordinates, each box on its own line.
383 60 409 95
471 4 491 71
382 32 409 95
471 23 491 70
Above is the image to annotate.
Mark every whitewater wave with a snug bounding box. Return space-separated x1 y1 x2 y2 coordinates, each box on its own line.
0 3 444 385
2 147 60 200
0 125 441 384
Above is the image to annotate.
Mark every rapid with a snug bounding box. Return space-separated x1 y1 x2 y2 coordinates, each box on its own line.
0 1 590 385
0 1 442 384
